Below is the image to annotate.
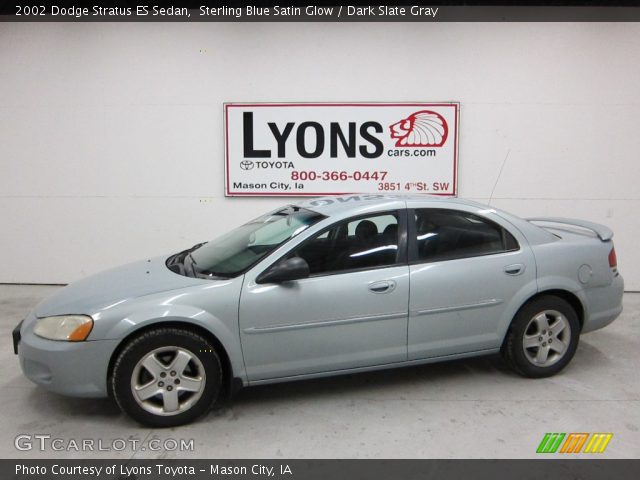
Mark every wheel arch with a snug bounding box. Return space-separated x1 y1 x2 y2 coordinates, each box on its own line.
106 320 239 401
535 289 585 329
508 288 586 337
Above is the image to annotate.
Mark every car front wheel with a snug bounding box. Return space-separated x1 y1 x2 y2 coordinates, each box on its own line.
503 296 580 378
111 327 222 427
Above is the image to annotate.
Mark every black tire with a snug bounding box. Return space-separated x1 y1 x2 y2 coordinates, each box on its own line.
110 327 222 427
502 295 580 378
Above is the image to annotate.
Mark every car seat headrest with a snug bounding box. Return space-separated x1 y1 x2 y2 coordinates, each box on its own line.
355 220 378 240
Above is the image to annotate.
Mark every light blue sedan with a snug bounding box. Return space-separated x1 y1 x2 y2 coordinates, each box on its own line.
14 194 623 427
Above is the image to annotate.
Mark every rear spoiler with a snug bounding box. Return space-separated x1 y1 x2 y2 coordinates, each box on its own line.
527 217 613 241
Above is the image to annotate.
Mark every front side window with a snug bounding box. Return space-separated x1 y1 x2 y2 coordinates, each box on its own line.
414 208 518 262
291 212 400 275
174 207 326 278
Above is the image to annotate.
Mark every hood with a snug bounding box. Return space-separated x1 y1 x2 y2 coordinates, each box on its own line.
34 256 205 318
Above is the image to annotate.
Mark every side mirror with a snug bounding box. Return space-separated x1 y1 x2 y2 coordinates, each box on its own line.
256 257 310 284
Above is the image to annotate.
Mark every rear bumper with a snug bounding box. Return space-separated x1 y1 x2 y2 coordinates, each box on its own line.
581 274 624 334
17 320 118 398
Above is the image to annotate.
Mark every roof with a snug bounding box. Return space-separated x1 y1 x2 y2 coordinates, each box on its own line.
294 193 486 216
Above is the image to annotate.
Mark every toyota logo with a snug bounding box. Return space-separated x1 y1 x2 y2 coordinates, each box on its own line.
240 160 254 170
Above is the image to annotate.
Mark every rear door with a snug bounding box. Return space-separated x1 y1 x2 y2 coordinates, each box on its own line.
406 203 536 359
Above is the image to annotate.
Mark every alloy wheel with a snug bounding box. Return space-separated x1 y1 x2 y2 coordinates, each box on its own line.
130 346 206 416
522 310 571 368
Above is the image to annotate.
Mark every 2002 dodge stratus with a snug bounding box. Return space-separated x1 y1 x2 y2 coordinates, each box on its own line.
14 195 623 427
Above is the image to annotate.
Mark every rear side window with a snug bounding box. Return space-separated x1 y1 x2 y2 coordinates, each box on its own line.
414 208 518 262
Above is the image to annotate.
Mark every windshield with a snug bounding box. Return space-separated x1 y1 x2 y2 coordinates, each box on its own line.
180 207 325 278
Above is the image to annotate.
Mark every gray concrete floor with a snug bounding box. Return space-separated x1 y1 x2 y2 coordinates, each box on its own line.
0 285 638 459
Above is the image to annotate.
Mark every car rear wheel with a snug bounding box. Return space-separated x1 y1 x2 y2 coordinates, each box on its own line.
111 327 222 427
502 296 580 378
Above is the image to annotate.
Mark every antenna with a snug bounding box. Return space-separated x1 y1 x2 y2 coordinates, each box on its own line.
489 149 510 206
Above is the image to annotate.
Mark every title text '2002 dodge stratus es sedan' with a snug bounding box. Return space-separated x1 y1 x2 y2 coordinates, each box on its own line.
14 195 623 426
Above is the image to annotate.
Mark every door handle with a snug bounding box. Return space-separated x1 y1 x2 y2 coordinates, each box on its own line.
368 280 396 294
504 263 525 276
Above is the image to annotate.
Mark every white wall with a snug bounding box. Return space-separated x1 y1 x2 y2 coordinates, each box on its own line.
1 22 639 289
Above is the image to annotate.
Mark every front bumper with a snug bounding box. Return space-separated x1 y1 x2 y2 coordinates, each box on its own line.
13 320 22 354
16 319 119 398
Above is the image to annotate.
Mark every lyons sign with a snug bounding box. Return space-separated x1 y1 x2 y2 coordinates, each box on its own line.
225 103 459 196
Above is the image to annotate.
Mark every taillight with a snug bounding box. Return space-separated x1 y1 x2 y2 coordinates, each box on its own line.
608 247 617 268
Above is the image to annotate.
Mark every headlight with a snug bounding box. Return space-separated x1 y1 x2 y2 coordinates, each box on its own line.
33 315 94 341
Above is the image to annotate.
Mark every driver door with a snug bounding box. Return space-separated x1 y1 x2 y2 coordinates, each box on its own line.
239 211 409 382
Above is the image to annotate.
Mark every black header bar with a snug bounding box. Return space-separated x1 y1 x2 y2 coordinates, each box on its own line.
2 3 640 21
